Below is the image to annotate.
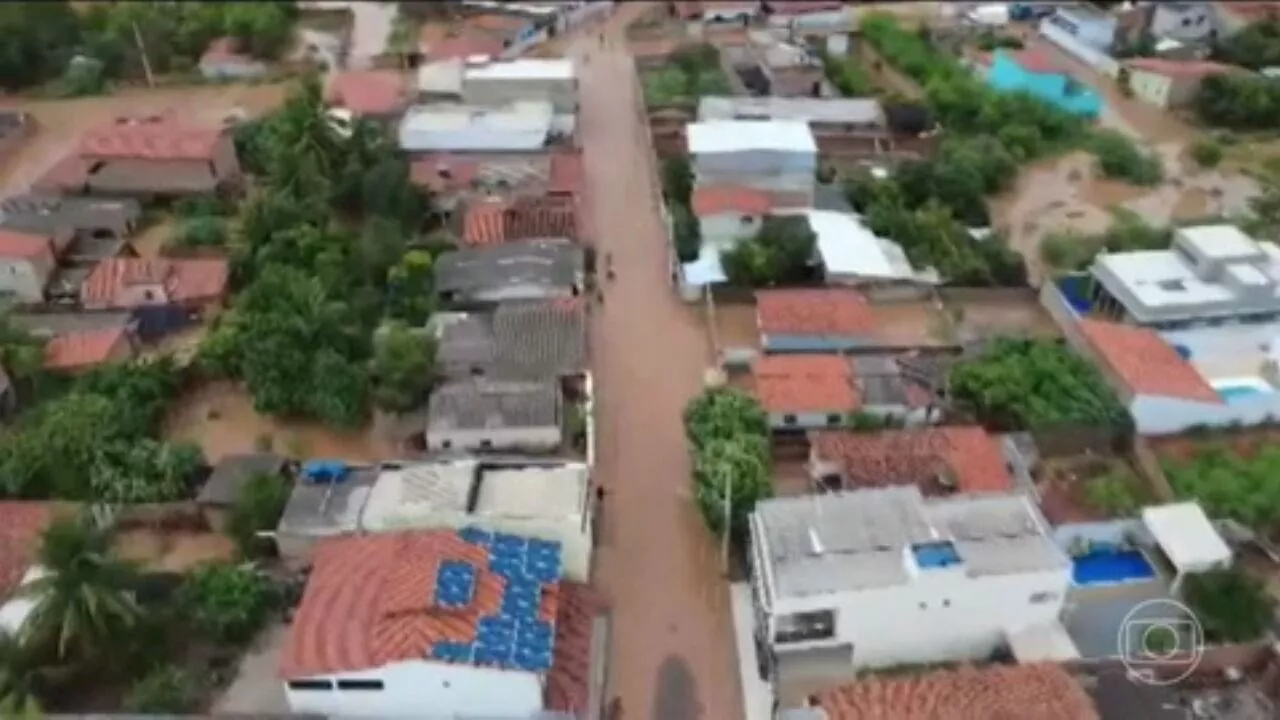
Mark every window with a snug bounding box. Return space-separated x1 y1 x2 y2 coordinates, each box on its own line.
337 679 384 691
782 414 797 426
480 439 493 449
1182 17 1191 26
774 609 835 643
740 215 754 226
442 440 453 449
918 601 927 610
1030 591 1058 604
942 599 951 608
826 414 841 426
288 679 334 691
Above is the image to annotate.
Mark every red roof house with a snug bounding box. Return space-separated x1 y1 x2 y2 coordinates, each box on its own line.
80 257 229 312
44 326 134 373
810 427 1016 496
326 71 410 120
755 288 877 348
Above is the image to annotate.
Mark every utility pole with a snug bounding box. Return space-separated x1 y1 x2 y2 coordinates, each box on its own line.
132 20 155 88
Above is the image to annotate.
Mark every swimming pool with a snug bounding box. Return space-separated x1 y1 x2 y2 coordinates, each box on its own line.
1212 376 1275 402
1072 548 1156 587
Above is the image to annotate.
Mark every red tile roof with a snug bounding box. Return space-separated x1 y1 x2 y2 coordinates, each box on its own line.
756 288 877 338
80 119 224 162
462 196 578 246
43 327 129 372
1077 319 1220 403
814 663 1099 720
80 258 229 309
544 582 606 714
1126 57 1237 79
811 427 1015 495
752 355 857 413
280 530 561 678
31 152 89 193
0 503 54 599
424 33 506 62
0 229 53 261
327 71 408 116
691 185 772 217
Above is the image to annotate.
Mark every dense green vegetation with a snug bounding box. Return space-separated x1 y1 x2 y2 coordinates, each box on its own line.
1164 443 1280 532
721 216 818 287
683 388 771 535
1212 19 1280 71
856 14 1162 281
199 77 433 427
1194 73 1280 131
0 1 297 94
820 50 875 96
661 156 702 263
642 43 731 108
949 338 1130 431
1183 568 1275 643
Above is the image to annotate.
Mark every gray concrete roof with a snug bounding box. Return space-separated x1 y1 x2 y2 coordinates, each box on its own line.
752 487 1068 599
276 466 377 539
197 452 288 506
427 378 561 432
435 241 583 298
0 193 140 237
438 300 586 379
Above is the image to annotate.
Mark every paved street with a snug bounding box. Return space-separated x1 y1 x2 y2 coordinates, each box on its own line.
569 7 745 720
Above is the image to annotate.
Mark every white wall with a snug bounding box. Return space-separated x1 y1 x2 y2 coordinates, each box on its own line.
427 425 563 453
1039 19 1121 78
0 256 50 303
768 565 1071 669
1130 392 1280 436
1128 68 1173 109
1150 4 1215 42
285 660 543 718
699 211 761 251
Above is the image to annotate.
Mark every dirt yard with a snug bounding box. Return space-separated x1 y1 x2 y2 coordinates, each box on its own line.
991 35 1261 284
129 217 176 258
1035 455 1154 526
114 527 237 573
873 300 952 346
165 380 392 463
0 83 289 194
708 301 760 352
943 293 1061 342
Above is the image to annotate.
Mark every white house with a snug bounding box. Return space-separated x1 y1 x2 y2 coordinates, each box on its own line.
462 58 578 114
790 209 939 288
687 120 817 204
359 459 594 581
690 185 773 251
1065 315 1280 436
1087 225 1280 329
748 487 1071 671
1147 2 1216 43
279 528 567 717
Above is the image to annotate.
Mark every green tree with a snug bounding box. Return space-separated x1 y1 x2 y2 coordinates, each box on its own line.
1189 138 1224 168
1193 72 1280 130
1164 443 1280 531
371 323 436 413
1212 19 1280 70
386 250 436 325
1088 129 1164 186
683 387 769 451
721 216 817 286
1183 568 1275 643
0 2 82 91
222 2 297 59
124 666 196 714
227 471 291 558
660 156 694 206
178 564 278 644
1084 471 1142 517
694 436 772 535
18 516 139 663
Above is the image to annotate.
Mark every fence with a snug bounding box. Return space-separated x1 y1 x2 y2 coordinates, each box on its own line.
1030 424 1131 458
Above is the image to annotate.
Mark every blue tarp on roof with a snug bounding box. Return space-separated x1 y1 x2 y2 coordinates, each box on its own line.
301 460 349 483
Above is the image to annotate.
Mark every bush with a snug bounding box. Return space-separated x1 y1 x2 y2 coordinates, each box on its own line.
1194 72 1280 130
1190 138 1224 168
1084 471 1143 517
682 387 771 535
179 564 279 644
1164 443 1280 531
125 666 198 714
1088 129 1164 186
175 216 228 249
949 338 1131 431
671 202 701 263
1183 568 1275 643
721 216 817 287
227 471 291 558
821 50 874 96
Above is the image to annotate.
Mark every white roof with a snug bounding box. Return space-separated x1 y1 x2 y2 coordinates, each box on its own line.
417 58 465 95
786 209 928 282
360 460 479 532
698 96 884 126
681 242 727 287
474 463 589 519
464 58 575 81
687 120 817 155
1179 224 1261 261
1141 502 1232 574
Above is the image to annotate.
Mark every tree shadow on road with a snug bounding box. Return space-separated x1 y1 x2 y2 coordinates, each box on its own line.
652 655 702 720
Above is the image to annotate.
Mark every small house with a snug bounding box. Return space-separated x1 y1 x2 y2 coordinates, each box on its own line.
435 241 584 304
690 185 772 252
326 70 410 126
426 378 563 453
42 326 135 374
1124 58 1237 109
755 288 878 353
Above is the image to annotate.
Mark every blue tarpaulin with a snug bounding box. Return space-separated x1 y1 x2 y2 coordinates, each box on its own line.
301 460 349 484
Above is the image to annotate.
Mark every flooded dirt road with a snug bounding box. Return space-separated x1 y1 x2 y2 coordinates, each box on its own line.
573 5 743 719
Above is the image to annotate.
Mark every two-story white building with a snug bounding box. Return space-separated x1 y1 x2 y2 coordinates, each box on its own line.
687 120 817 206
747 487 1071 674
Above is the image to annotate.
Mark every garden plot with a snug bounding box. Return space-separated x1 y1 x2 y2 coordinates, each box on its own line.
1035 455 1155 525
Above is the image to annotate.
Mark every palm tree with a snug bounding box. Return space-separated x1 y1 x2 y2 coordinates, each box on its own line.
0 630 50 712
16 515 140 663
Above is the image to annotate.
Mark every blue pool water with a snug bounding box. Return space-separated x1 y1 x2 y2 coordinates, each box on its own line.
1072 548 1155 587
1218 384 1268 402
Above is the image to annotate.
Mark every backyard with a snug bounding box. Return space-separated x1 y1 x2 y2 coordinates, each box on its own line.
1035 454 1155 525
640 43 732 109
